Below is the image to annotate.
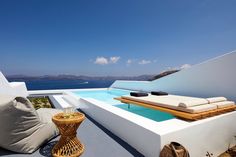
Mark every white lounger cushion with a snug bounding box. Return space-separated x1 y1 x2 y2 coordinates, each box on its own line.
179 104 217 113
206 97 227 103
179 99 208 108
211 101 235 108
122 95 216 113
122 95 181 109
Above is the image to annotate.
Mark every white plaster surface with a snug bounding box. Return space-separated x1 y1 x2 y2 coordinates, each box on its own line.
111 50 236 101
161 112 236 157
78 98 161 157
60 89 236 157
0 71 28 97
51 95 72 108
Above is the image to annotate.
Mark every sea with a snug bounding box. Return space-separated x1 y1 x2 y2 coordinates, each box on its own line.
9 79 115 90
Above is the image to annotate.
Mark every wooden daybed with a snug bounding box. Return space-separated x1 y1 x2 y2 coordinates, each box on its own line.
114 96 236 121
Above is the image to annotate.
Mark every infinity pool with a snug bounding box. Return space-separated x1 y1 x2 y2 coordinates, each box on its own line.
73 89 174 122
73 89 130 105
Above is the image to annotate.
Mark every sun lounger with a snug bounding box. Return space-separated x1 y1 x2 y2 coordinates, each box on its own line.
121 95 215 113
115 95 236 121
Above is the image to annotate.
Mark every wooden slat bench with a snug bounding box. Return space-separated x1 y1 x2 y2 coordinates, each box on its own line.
114 97 236 121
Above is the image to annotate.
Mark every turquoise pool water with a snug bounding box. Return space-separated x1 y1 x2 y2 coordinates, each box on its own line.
73 89 174 122
116 104 174 122
73 89 130 104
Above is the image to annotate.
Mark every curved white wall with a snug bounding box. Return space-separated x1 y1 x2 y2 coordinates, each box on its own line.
111 50 236 101
111 80 151 92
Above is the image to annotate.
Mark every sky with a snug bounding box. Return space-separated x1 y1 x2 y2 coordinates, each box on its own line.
0 0 236 76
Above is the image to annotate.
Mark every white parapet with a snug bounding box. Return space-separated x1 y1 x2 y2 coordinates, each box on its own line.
78 97 161 157
9 82 28 97
160 112 236 157
0 71 28 97
111 80 151 92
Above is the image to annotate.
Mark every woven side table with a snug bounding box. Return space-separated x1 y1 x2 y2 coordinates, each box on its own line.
52 112 85 157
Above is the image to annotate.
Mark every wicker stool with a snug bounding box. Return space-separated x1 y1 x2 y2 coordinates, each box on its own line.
52 112 85 157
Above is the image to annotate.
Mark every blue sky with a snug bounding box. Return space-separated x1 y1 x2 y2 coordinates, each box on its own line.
0 0 236 76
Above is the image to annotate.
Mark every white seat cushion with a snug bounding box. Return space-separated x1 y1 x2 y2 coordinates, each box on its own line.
206 97 227 103
178 104 217 113
179 99 208 108
211 101 235 108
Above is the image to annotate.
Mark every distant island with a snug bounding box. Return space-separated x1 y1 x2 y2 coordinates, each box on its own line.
148 69 179 81
6 70 179 82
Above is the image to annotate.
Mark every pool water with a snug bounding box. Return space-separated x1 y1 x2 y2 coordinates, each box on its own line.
116 104 174 122
73 89 130 105
73 89 174 122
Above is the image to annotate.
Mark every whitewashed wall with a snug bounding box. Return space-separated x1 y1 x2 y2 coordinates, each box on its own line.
111 80 151 92
0 71 14 93
0 71 28 97
161 112 236 157
78 98 161 157
111 51 236 101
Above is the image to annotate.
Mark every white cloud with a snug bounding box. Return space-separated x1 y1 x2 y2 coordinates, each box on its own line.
138 59 151 65
94 56 121 65
94 57 109 65
180 64 191 69
126 59 133 65
110 56 120 64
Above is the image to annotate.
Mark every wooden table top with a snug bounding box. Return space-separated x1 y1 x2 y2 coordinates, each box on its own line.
52 112 85 124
